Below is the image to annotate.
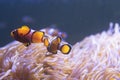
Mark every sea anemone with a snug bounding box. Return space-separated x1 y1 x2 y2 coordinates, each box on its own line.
0 23 120 80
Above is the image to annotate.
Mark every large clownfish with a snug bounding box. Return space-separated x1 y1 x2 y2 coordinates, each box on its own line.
11 26 71 54
11 25 45 46
44 36 71 54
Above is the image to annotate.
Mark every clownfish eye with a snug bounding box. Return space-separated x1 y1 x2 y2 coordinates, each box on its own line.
17 25 30 36
11 29 18 38
60 44 71 54
11 31 15 37
31 31 44 43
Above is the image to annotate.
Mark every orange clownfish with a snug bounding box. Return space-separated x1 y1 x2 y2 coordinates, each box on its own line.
11 25 44 46
44 36 71 54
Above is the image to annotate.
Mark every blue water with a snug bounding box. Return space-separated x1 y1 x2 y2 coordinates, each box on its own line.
0 0 120 47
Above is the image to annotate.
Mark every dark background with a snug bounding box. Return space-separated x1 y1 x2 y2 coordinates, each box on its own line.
0 0 120 47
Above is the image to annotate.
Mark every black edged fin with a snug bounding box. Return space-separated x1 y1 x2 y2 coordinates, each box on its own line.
59 44 71 54
43 37 50 47
56 36 62 43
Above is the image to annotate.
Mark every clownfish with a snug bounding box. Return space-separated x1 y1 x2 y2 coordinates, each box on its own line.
44 36 71 54
41 27 67 39
11 25 44 46
11 26 71 54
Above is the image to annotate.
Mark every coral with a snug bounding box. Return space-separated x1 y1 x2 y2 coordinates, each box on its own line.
0 23 120 80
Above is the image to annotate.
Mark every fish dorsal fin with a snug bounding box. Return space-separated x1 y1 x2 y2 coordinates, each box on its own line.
17 25 30 36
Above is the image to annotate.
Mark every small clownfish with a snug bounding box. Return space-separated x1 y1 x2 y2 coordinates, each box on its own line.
41 27 67 39
44 36 71 54
11 25 45 46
